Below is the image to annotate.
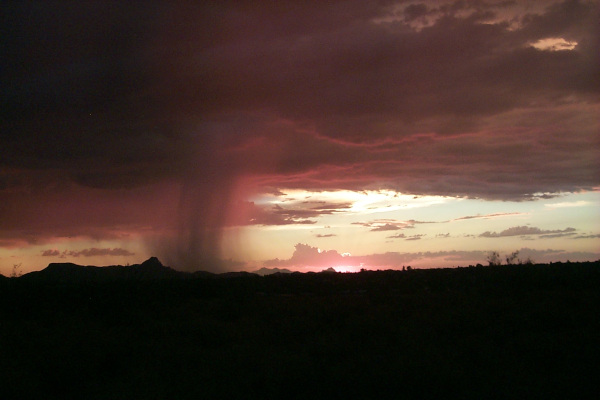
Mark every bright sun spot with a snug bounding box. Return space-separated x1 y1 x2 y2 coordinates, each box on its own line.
257 189 451 214
333 266 355 273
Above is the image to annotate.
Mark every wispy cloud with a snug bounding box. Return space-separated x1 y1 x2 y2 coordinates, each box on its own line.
237 201 355 226
479 226 576 238
572 234 600 240
405 234 426 241
41 249 61 257
353 219 429 231
545 201 592 209
370 223 403 232
386 233 406 239
539 232 577 239
451 212 526 222
41 248 135 258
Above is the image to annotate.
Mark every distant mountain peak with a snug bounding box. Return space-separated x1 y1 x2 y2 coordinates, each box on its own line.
253 267 293 276
140 257 163 268
320 267 338 273
21 257 180 282
45 262 81 272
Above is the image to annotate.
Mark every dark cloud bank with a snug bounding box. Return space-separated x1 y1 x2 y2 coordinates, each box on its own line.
1 1 598 270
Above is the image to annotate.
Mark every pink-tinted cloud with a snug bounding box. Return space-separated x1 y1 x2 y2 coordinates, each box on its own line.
264 243 347 269
69 248 135 257
41 249 61 257
263 243 600 271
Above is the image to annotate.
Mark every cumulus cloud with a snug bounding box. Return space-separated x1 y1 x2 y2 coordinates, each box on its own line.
263 244 600 270
41 249 61 257
264 243 348 268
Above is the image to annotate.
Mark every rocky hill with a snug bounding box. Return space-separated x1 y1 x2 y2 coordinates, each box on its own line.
20 257 185 282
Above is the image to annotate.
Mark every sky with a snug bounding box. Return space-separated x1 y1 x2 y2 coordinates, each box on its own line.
1 0 599 275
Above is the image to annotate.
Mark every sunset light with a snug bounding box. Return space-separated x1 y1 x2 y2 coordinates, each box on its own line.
1 0 598 275
530 37 578 51
2 2 599 398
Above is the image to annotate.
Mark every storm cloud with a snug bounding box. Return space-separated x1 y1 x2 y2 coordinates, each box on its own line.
2 1 598 271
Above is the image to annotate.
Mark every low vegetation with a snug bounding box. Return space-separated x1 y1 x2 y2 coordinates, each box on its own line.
1 260 598 399
486 250 533 266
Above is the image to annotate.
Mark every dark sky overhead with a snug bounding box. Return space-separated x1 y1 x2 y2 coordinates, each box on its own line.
1 1 599 273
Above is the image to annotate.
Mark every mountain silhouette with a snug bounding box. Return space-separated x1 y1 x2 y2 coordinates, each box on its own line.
21 257 185 282
252 267 293 276
3 259 599 399
320 267 338 274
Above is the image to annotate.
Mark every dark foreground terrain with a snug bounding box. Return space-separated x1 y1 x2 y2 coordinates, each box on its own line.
1 260 599 399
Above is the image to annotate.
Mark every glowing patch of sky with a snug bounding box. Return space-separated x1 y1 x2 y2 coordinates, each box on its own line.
4 190 596 276
0 238 144 276
223 190 600 268
530 38 578 51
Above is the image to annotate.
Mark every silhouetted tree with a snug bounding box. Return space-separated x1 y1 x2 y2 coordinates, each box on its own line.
10 263 22 278
518 255 534 265
487 251 501 266
506 251 519 265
